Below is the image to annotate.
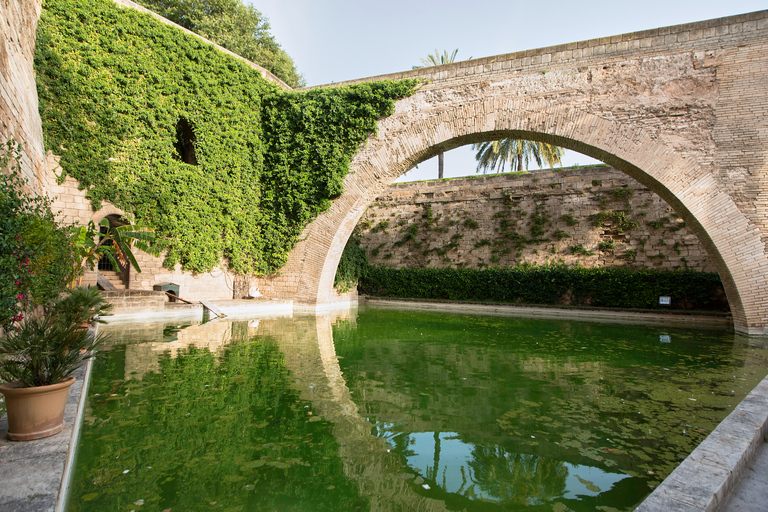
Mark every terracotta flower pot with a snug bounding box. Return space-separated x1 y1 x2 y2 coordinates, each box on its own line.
0 377 75 441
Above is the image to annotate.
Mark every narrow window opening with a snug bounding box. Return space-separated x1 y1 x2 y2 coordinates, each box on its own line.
175 118 198 165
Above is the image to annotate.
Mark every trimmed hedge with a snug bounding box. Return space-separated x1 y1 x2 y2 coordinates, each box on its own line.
359 265 728 311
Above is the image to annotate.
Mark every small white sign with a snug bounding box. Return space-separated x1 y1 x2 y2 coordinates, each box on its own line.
660 335 672 344
659 296 671 305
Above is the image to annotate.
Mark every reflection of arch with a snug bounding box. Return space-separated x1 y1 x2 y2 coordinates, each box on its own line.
287 99 768 335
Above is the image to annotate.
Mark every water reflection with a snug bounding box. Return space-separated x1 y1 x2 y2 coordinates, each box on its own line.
67 308 768 512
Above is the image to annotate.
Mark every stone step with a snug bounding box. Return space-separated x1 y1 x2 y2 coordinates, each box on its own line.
97 270 127 290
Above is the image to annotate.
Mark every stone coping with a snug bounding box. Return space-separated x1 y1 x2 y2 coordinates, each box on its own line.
0 351 93 512
363 296 733 328
102 298 294 324
636 376 768 511
1 305 765 511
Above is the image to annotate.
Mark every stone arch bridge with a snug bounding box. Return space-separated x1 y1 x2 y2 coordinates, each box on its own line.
264 10 768 335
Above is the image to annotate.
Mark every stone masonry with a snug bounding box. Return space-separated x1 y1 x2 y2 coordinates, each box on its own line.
358 167 716 273
0 0 46 195
272 10 768 334
3 4 768 331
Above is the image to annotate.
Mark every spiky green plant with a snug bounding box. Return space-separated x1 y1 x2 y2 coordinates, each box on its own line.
0 311 106 387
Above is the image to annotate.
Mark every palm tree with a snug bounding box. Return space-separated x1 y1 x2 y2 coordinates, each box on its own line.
473 139 564 173
413 49 459 69
413 49 465 179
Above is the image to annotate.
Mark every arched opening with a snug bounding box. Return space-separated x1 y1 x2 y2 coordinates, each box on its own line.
95 214 130 291
355 154 721 283
282 98 768 335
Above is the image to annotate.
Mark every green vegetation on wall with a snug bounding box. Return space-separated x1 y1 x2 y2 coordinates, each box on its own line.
35 0 415 275
333 236 369 293
135 0 305 87
360 265 727 311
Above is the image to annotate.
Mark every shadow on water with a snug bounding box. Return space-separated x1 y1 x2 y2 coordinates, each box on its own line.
66 308 768 512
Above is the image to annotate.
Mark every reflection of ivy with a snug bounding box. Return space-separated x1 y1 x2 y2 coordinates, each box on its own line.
35 0 415 274
69 328 366 511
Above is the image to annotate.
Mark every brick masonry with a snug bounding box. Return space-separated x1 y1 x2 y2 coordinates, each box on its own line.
358 167 716 273
3 4 768 333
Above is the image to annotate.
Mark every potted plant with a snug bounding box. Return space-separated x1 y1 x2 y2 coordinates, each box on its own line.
0 310 105 441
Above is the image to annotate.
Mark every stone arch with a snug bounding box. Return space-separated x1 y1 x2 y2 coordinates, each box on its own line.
289 96 768 335
90 204 125 225
88 205 130 289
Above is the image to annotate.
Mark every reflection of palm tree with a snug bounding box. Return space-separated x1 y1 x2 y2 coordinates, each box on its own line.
425 431 442 482
473 139 565 173
373 423 417 458
413 49 465 179
468 444 568 503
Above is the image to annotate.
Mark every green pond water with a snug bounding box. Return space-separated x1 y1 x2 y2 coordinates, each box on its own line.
66 307 768 512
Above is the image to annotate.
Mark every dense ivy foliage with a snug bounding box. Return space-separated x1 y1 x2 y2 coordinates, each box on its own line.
135 0 304 87
360 265 728 311
333 235 368 292
35 0 415 274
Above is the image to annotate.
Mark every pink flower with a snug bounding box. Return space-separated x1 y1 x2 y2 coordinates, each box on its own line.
14 281 20 286
16 294 23 301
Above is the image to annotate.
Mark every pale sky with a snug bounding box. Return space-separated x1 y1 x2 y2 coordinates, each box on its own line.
248 1 767 181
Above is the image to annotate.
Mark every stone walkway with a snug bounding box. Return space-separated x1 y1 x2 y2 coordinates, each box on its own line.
721 441 768 512
0 362 89 512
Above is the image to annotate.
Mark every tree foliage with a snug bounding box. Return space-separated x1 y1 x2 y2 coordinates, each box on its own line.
135 0 304 87
0 141 77 331
70 219 158 287
474 139 565 173
413 48 466 179
35 0 416 275
412 48 459 69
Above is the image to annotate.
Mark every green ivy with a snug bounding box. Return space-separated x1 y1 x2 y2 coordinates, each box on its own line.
35 0 416 275
333 235 369 293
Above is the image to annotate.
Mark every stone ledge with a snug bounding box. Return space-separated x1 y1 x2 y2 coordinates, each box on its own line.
636 376 768 512
0 335 94 512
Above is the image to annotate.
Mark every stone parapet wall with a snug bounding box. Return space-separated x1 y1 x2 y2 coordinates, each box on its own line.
100 290 167 314
327 11 768 88
357 167 716 272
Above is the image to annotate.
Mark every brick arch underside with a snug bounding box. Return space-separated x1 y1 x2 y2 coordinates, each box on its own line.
290 98 768 335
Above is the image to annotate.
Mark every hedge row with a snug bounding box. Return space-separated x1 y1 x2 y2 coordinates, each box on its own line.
359 265 729 311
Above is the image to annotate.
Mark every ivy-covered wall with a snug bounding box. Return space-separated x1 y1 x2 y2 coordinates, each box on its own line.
34 0 414 278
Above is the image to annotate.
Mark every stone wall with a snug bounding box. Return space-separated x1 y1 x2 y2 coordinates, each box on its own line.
357 166 716 272
0 0 46 195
